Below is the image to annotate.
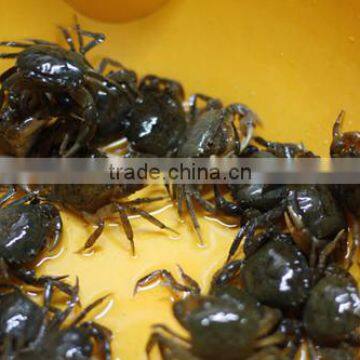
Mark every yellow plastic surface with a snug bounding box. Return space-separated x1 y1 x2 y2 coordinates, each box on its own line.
0 1 359 359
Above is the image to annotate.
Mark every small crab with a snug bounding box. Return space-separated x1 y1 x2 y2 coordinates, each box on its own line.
135 267 295 360
26 136 175 255
124 75 187 156
215 147 287 220
121 88 257 243
173 94 258 242
1 282 112 359
211 229 313 310
214 140 347 264
0 186 72 294
0 284 51 351
0 20 135 157
284 185 348 268
31 182 176 256
28 143 176 256
303 266 360 350
211 226 348 311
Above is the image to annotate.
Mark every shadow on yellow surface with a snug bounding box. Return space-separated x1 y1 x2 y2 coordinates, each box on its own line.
0 0 359 358
64 0 169 22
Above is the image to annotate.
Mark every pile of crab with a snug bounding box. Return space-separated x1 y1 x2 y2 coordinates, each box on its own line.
0 20 359 360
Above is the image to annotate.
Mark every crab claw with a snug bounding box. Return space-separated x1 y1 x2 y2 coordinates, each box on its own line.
284 206 311 255
227 103 260 153
240 109 261 152
240 120 254 152
333 110 345 140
